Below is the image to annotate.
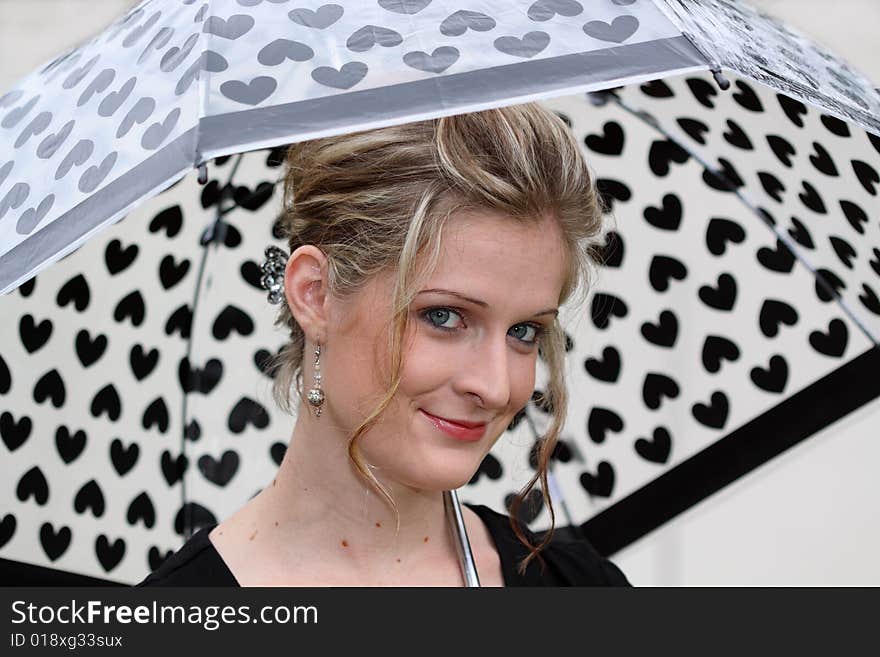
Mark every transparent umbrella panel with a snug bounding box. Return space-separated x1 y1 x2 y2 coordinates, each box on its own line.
0 0 707 296
2 68 877 583
3 0 880 298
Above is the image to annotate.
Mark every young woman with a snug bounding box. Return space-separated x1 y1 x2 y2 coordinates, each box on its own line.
139 103 630 587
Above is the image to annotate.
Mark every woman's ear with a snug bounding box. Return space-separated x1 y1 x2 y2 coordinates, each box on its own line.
283 245 329 340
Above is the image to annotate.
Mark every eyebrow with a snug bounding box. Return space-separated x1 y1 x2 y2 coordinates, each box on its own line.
418 288 559 318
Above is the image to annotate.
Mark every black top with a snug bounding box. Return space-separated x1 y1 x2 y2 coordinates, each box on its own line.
137 503 630 587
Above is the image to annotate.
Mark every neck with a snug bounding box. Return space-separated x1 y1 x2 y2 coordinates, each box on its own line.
248 399 461 578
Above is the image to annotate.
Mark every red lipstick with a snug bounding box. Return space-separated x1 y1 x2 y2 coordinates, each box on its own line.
420 410 486 442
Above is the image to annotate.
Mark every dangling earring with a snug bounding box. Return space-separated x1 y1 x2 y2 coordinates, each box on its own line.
306 341 325 418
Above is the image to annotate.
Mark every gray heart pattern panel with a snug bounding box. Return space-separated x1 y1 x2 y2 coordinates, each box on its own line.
204 0 679 110
0 0 684 288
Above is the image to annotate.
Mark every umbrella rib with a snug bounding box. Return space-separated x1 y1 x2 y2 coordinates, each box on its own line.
597 90 880 349
179 153 246 541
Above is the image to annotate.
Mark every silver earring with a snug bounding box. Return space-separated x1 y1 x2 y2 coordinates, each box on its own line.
307 342 325 418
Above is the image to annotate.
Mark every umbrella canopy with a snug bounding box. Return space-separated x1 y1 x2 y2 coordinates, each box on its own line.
1 1 879 583
2 67 878 583
1 0 879 296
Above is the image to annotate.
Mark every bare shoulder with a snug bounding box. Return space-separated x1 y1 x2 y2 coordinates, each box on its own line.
206 510 274 584
206 519 240 567
206 519 233 553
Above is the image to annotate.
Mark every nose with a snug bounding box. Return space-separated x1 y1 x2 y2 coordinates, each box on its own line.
452 332 512 411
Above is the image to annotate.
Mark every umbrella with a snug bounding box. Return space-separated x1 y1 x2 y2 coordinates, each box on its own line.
1 0 879 583
2 0 878 296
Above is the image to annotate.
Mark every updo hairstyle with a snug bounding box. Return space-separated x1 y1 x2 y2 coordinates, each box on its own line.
271 103 606 575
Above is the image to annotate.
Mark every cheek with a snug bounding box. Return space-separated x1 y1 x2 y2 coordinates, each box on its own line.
397 332 453 391
510 358 537 408
327 326 389 416
329 351 380 418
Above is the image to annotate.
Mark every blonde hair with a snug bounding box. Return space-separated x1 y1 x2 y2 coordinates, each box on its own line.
271 103 605 576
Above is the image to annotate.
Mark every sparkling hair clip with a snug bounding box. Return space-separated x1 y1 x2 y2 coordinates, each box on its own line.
259 245 289 304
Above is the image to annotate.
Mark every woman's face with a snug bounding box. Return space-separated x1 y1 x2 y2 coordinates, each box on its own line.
322 208 569 492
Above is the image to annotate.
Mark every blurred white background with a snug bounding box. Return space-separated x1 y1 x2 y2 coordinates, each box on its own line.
1 1 878 585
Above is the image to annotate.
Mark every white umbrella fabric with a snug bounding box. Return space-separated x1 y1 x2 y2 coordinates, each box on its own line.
2 0 879 296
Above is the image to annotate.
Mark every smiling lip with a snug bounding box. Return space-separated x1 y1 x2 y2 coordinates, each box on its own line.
420 410 487 441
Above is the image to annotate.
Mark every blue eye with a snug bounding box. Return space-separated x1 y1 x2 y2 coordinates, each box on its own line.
420 307 545 346
423 307 463 330
510 324 544 344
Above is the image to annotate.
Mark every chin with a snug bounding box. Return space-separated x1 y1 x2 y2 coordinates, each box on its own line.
361 414 496 492
395 456 484 492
